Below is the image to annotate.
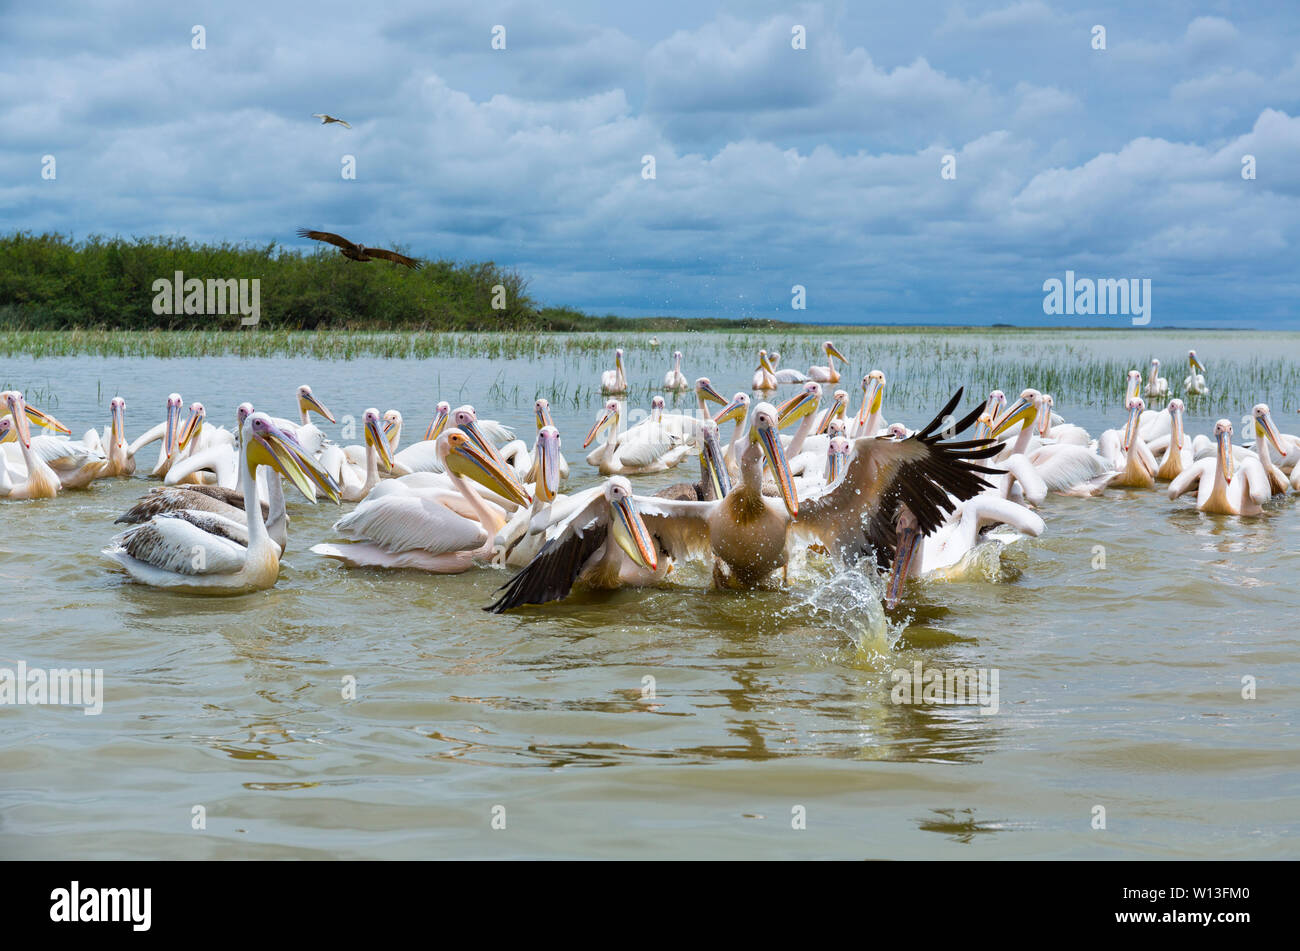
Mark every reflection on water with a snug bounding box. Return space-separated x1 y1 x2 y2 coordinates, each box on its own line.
2 332 1298 858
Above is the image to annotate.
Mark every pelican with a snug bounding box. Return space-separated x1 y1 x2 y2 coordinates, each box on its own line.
983 389 1049 504
752 350 778 391
500 398 571 482
808 341 848 384
1098 398 1157 489
0 392 63 499
1036 394 1091 445
165 403 255 490
1153 399 1192 482
884 495 1046 608
1145 359 1169 399
496 426 569 566
273 384 336 456
99 397 135 477
1184 351 1208 395
342 408 403 467
583 400 691 475
105 414 340 592
126 393 184 478
0 393 70 435
388 401 452 475
852 371 887 437
768 352 809 384
813 389 849 436
1169 420 1270 515
1247 404 1290 496
663 351 689 392
312 430 532 572
601 348 628 395
338 409 395 501
973 390 1007 440
712 391 752 477
990 390 1115 498
651 420 734 502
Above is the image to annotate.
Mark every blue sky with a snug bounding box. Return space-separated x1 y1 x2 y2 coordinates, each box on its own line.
3 1 1299 327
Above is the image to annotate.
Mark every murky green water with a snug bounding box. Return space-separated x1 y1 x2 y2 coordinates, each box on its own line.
2 330 1297 858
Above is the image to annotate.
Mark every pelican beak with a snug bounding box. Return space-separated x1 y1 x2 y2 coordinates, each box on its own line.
974 414 993 440
1121 402 1141 452
775 389 819 428
365 414 395 472
856 378 883 427
1257 411 1285 456
827 444 849 483
535 432 561 503
885 522 921 609
425 404 450 442
583 405 618 448
991 396 1035 438
817 395 848 435
610 493 658 571
696 380 727 406
755 422 798 517
178 406 205 450
1125 373 1141 404
457 417 506 466
714 395 747 426
23 403 70 435
248 420 341 504
535 403 554 430
299 390 336 424
447 435 532 507
164 400 182 457
701 426 732 498
1218 428 1234 484
1037 401 1051 437
1190 353 1205 374
1171 406 1184 450
827 343 848 364
110 402 124 447
8 396 32 449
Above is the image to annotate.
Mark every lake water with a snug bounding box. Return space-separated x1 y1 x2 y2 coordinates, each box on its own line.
2 329 1297 859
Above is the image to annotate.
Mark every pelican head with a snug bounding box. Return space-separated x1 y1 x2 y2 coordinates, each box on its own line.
828 417 850 439
826 435 851 483
768 351 781 368
533 426 562 502
757 349 774 373
1122 397 1145 452
425 401 451 441
1035 393 1053 437
605 476 657 571
698 419 732 499
3 388 70 435
614 347 625 370
885 506 920 609
109 397 126 447
382 410 402 446
824 340 847 364
673 349 683 367
178 402 206 450
297 384 336 424
750 402 798 517
1215 419 1234 483
695 377 726 408
884 423 909 440
453 405 505 464
975 389 1006 439
534 398 554 431
991 388 1042 439
1168 398 1185 449
1125 370 1143 404
245 413 341 503
651 395 665 423
1189 350 1205 374
1 392 31 449
1150 357 1161 378
714 392 750 426
856 371 886 427
1253 403 1285 456
164 393 184 457
443 429 531 507
363 408 394 471
584 400 621 448
0 416 13 445
819 390 850 435
776 381 821 428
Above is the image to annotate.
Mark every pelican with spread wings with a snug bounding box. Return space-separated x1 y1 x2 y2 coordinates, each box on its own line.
296 229 422 269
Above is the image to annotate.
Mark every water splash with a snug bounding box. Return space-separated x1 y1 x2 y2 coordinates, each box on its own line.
782 564 903 659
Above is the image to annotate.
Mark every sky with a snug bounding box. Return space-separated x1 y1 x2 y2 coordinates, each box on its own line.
3 1 1299 327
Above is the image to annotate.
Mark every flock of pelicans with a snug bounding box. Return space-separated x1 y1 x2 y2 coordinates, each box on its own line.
2 343 1296 612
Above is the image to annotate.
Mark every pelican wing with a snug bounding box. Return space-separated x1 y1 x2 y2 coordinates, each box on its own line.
796 390 1001 567
632 496 714 561
297 229 354 250
774 369 810 384
487 492 610 613
473 419 515 447
393 439 445 473
114 515 248 575
615 431 682 468
332 495 486 554
364 247 423 270
116 486 261 524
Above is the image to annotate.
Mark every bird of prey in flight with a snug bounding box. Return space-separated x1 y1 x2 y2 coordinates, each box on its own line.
312 114 351 129
296 229 422 269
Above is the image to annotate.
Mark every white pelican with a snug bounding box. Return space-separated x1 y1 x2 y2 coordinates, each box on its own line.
497 426 569 566
338 408 395 501
1 392 70 436
387 401 452 475
663 351 689 392
991 390 1115 498
501 398 571 482
1036 394 1090 445
0 392 63 499
752 350 778 391
808 341 848 384
1145 359 1169 399
712 392 752 477
852 371 887 437
884 494 1046 608
768 352 809 384
983 389 1048 504
583 400 691 475
1247 404 1289 496
1169 420 1270 515
601 348 628 395
813 389 849 436
312 430 532 572
1183 351 1208 395
105 413 341 592
99 397 135 477
164 403 255 490
973 390 1006 440
650 420 734 503
272 384 336 456
1153 399 1191 482
1098 398 1157 488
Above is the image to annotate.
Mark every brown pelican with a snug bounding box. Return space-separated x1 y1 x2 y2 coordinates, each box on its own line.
808 341 848 384
297 229 422 269
105 414 340 592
